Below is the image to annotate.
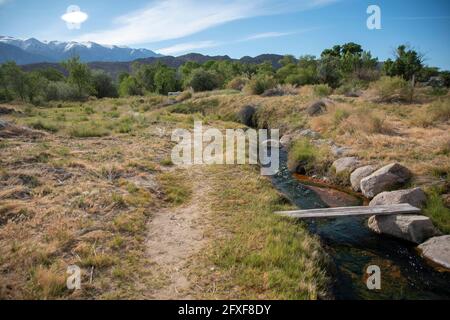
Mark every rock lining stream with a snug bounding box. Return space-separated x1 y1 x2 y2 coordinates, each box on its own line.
271 150 450 299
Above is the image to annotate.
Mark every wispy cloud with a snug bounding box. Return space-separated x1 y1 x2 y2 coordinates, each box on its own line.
76 0 338 46
0 0 11 5
243 31 296 41
156 27 319 55
390 16 450 21
157 41 221 55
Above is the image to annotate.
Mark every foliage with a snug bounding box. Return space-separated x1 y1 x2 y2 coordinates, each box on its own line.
92 70 118 98
384 45 424 81
61 57 94 98
186 69 221 92
244 74 276 95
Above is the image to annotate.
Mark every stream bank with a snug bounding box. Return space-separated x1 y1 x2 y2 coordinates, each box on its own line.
271 150 450 299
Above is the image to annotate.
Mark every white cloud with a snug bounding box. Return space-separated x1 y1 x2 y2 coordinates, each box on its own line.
243 31 295 41
157 41 221 55
76 0 338 46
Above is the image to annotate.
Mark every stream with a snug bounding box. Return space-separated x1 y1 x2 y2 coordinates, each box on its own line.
270 150 450 300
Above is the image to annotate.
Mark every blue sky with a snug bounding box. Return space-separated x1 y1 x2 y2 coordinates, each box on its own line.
0 0 449 69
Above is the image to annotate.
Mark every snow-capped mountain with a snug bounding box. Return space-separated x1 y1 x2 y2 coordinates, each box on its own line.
0 36 163 64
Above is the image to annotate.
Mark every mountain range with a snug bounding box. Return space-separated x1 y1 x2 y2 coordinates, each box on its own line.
0 36 285 79
0 36 162 64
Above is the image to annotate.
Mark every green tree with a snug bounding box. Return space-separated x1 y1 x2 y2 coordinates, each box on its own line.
384 45 424 81
92 70 118 98
154 66 177 95
61 57 93 98
25 71 48 103
2 62 28 100
36 68 65 82
119 75 142 97
186 69 220 92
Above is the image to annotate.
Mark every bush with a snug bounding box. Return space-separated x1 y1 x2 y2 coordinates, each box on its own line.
226 76 249 91
92 70 118 98
244 74 276 95
45 81 79 101
119 76 142 97
335 79 367 97
372 76 412 102
428 98 450 122
313 84 332 97
28 119 59 132
186 69 221 92
69 123 110 137
261 84 297 97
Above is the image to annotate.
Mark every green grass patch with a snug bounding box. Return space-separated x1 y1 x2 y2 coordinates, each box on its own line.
158 171 192 205
424 189 450 234
199 165 330 299
69 122 110 138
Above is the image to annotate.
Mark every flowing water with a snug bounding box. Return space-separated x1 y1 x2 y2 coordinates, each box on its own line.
270 150 450 299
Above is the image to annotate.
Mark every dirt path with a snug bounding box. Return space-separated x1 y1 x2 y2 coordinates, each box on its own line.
145 166 211 299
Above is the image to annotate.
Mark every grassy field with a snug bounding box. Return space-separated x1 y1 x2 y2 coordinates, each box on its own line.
0 85 448 299
0 94 331 299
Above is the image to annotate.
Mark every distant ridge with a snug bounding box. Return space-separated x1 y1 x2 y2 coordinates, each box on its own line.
0 36 162 64
21 53 285 79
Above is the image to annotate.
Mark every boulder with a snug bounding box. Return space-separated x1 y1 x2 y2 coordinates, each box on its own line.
369 188 427 208
306 100 327 116
238 105 257 127
331 145 352 157
360 163 411 198
280 134 295 149
299 129 321 139
368 215 439 244
332 157 360 175
351 166 377 191
418 236 450 269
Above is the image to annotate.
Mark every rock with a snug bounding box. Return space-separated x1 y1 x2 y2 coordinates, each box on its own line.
280 134 295 149
360 163 411 198
368 215 439 244
418 236 450 269
369 188 427 208
0 120 45 139
331 145 352 157
332 157 360 175
299 129 321 139
238 105 257 127
306 100 327 116
351 166 377 191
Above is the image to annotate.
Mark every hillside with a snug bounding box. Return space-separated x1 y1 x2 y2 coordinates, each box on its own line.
21 53 286 79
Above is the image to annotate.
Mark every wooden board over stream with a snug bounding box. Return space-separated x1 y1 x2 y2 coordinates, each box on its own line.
274 204 421 219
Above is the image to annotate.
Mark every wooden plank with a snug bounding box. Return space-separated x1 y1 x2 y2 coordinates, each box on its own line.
274 204 421 219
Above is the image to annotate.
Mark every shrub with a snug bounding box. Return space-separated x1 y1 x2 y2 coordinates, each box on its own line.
226 76 249 91
261 84 297 97
92 70 118 98
371 76 412 102
45 81 79 101
69 123 110 137
175 90 193 102
119 76 142 97
335 79 367 97
186 69 221 92
28 119 59 133
244 74 276 95
313 84 332 97
428 98 450 122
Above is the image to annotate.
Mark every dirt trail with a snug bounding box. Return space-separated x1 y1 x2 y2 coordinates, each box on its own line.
146 166 211 299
